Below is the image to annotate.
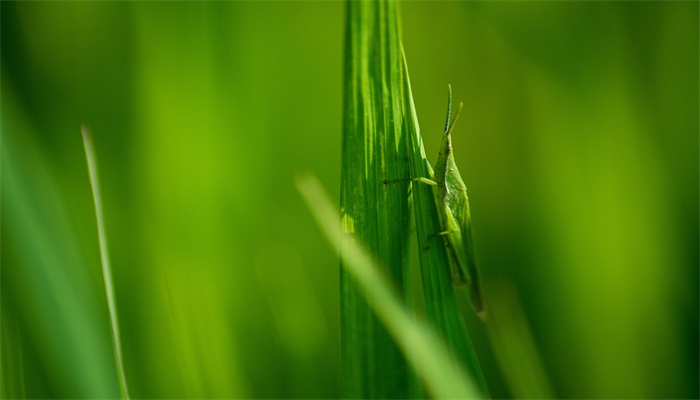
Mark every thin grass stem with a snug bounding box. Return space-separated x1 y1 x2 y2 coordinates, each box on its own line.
81 125 130 400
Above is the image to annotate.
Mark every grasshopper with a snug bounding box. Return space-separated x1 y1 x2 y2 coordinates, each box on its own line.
385 85 485 319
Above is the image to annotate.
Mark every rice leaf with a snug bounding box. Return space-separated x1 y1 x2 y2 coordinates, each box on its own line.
298 175 482 399
341 0 414 397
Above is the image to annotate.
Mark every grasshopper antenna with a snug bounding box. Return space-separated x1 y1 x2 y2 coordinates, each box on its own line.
444 84 453 133
447 101 464 135
444 85 464 135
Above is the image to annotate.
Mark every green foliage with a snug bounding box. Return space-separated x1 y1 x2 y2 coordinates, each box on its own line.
1 85 120 398
81 126 130 399
340 2 489 396
298 175 481 399
1 1 697 399
340 0 414 397
401 52 490 396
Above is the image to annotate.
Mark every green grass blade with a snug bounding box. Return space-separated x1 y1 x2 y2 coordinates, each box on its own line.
2 83 120 397
81 125 130 400
400 47 490 396
297 175 482 399
341 0 413 397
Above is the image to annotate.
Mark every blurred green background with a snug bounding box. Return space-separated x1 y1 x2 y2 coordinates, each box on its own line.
1 2 697 398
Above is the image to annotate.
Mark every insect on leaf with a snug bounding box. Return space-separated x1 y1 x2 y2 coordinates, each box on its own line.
432 85 485 319
383 85 486 319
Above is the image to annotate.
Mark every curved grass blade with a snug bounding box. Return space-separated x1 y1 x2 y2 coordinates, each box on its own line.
81 125 130 400
297 174 482 399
